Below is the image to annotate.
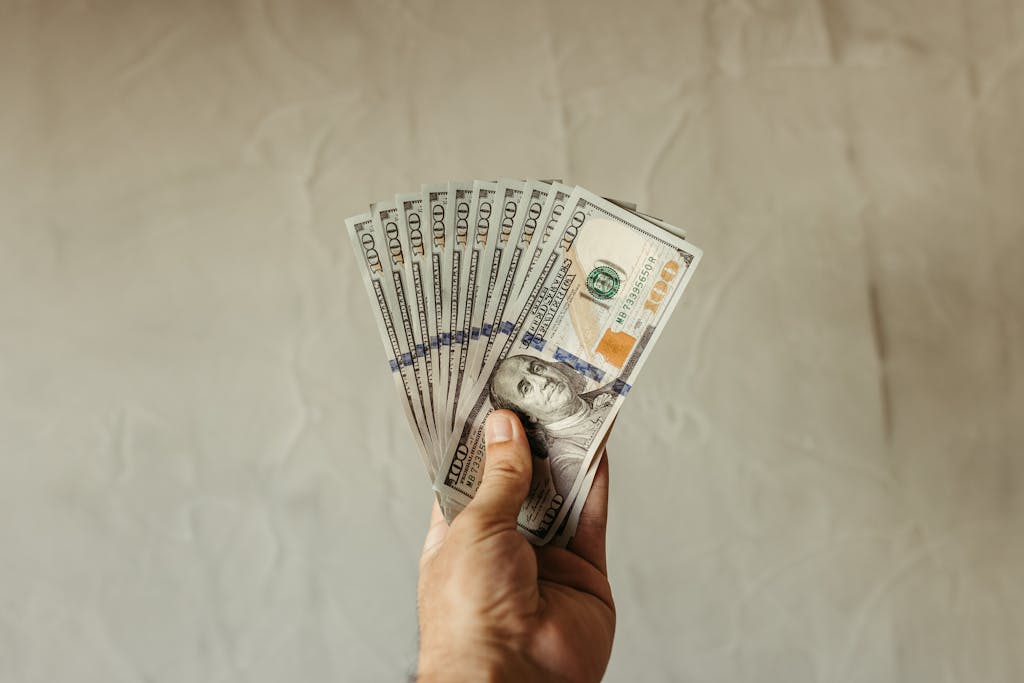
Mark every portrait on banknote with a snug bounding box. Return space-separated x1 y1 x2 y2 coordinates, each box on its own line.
488 353 616 500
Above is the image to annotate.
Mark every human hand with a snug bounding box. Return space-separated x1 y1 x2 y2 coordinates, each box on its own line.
417 410 615 683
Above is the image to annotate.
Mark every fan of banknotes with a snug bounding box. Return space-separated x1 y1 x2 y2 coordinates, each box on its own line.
345 180 702 546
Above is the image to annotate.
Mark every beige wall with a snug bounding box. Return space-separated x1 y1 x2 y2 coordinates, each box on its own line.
1 1 1022 680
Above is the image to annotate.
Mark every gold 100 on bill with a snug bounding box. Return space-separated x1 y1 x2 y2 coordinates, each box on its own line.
345 180 702 547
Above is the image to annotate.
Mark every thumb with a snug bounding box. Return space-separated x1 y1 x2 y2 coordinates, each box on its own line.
467 410 533 524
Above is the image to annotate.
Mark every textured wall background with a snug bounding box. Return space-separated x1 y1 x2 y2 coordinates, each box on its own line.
2 1 1022 681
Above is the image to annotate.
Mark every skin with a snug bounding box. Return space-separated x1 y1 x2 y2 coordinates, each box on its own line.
417 410 615 683
491 356 587 425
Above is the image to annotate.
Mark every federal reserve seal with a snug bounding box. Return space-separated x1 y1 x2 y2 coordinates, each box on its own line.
586 265 621 300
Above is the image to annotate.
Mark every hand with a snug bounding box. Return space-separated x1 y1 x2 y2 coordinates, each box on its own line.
417 410 615 682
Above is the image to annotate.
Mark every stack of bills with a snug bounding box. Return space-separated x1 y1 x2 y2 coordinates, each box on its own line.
346 180 702 546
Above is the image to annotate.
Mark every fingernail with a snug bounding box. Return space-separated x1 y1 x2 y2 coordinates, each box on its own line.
486 412 514 444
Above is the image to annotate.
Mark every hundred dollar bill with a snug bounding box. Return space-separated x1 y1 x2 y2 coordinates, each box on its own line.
443 182 474 435
512 186 653 313
514 181 573 304
371 201 438 453
434 187 703 542
466 179 528 393
473 179 548 378
548 450 602 548
448 181 501 424
479 179 525 327
394 192 442 475
460 181 499 387
463 180 554 398
345 213 434 476
423 184 452 440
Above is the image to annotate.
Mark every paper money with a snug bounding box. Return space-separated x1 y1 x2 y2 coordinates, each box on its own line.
394 193 442 475
461 180 549 392
477 179 526 374
549 450 602 548
455 183 500 392
516 182 572 304
446 182 478 438
371 201 438 452
435 187 702 542
345 180 702 545
423 184 452 444
345 213 435 473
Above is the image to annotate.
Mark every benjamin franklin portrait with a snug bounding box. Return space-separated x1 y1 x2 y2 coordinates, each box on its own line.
487 354 617 501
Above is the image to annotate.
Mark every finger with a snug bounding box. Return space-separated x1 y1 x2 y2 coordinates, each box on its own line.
466 410 533 525
568 450 609 575
420 498 449 561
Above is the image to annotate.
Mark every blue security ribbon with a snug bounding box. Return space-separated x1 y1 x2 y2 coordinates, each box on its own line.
553 347 605 382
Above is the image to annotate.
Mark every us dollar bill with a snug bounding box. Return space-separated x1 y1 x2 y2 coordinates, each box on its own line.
434 187 703 542
460 179 548 395
479 179 525 327
450 182 501 412
512 185 660 313
548 449 602 548
371 201 438 453
394 193 442 475
345 213 434 476
460 181 499 388
423 184 452 441
515 181 572 305
442 182 473 435
477 179 557 378
466 179 528 393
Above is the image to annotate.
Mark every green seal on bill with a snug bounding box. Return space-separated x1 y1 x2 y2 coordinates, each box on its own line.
586 265 620 300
